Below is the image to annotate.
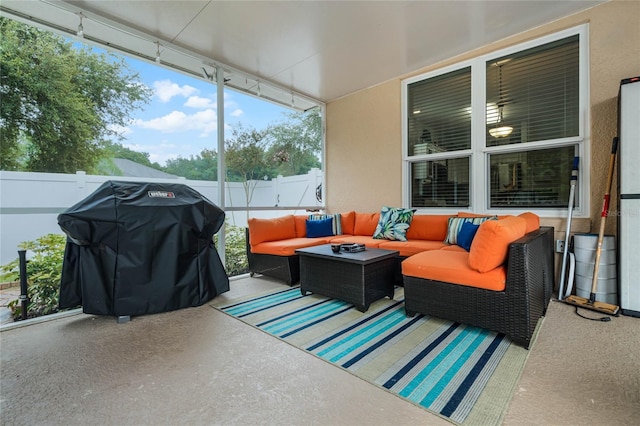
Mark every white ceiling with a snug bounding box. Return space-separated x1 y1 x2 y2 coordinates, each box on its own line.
1 0 604 106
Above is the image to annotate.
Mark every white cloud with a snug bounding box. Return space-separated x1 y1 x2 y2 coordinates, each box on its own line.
133 109 217 136
153 80 198 103
230 108 243 117
185 96 215 109
108 124 133 136
128 81 149 91
189 91 240 109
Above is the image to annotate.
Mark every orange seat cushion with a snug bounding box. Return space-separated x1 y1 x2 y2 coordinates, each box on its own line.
248 215 296 246
468 216 527 273
402 250 506 291
250 238 331 256
353 212 380 236
328 235 384 248
377 240 447 257
439 244 467 252
405 214 453 241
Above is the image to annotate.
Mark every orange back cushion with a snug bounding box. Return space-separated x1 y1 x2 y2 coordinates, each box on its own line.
405 215 454 241
353 212 380 236
340 211 356 235
248 215 296 246
518 212 540 234
468 216 527 273
294 215 308 237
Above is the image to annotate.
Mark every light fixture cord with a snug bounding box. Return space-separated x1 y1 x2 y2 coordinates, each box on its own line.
497 64 505 122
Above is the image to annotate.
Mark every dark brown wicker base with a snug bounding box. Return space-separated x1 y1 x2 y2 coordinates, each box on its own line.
403 227 554 349
245 229 300 285
297 246 398 312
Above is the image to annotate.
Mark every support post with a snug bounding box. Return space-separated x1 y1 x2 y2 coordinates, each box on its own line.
216 65 226 267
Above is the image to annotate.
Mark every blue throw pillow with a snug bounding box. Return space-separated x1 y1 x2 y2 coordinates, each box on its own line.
309 213 342 235
457 221 480 251
306 217 334 238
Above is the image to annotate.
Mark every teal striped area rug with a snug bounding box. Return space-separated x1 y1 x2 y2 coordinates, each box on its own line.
213 286 528 425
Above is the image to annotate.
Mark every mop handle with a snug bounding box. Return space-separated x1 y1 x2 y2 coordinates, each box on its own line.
590 137 618 301
559 157 579 300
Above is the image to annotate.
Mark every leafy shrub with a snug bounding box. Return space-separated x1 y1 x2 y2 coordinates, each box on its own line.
1 234 66 320
217 224 249 277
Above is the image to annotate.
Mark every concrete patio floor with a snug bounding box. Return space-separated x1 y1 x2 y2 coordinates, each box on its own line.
1 275 638 425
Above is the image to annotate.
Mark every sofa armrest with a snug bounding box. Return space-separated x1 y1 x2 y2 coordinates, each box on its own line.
505 226 554 312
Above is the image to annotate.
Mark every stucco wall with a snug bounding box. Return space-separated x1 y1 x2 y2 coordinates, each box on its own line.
326 0 640 236
326 79 402 212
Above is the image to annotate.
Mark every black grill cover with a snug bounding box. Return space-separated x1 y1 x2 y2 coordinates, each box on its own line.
58 180 229 316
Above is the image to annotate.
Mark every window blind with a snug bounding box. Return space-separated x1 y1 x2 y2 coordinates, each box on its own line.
408 67 471 155
486 35 579 146
411 157 470 208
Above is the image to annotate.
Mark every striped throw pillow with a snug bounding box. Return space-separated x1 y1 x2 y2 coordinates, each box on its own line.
309 213 342 235
443 216 496 245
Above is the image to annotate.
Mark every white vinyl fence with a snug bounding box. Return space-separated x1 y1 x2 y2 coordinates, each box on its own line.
0 169 323 265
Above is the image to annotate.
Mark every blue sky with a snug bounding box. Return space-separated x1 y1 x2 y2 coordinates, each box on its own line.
99 49 293 166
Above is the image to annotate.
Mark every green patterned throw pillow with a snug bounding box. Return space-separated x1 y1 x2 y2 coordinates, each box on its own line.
372 206 415 241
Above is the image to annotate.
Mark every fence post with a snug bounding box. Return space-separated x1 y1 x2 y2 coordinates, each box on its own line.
18 250 28 321
275 175 283 206
76 170 86 199
76 170 86 188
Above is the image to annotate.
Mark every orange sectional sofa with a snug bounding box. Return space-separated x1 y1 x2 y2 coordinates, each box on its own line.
246 212 452 285
247 211 544 285
246 211 554 348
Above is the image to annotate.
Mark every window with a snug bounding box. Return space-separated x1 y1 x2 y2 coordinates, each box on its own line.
407 68 471 208
403 26 588 216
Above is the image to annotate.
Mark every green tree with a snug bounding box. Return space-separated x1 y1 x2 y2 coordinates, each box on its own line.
0 17 152 172
225 123 272 211
164 149 218 180
225 124 271 183
96 141 163 176
265 108 322 176
104 141 156 167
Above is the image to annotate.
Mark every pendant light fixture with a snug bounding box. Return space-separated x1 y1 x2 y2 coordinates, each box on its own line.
155 41 161 64
489 62 513 138
76 12 84 38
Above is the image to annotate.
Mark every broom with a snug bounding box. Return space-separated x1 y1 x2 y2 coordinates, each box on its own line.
564 137 620 316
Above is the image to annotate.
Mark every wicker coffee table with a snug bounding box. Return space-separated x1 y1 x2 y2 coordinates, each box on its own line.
295 245 399 312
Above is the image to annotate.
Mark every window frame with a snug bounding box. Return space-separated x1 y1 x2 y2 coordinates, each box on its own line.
402 24 590 218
